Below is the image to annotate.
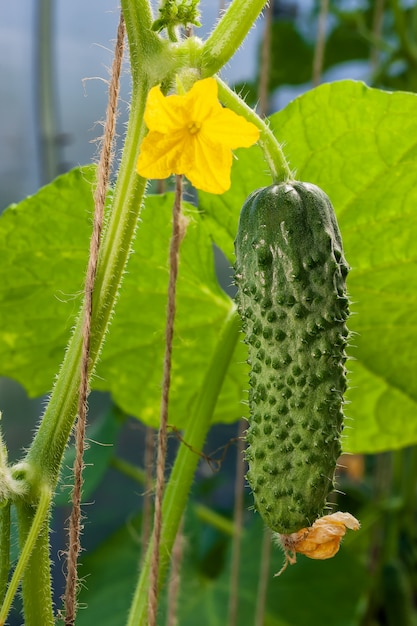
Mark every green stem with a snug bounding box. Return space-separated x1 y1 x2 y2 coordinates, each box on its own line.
35 0 61 184
126 306 241 626
26 102 147 487
216 78 293 183
25 73 150 486
201 0 268 76
121 0 177 86
0 502 10 606
0 488 53 626
12 2 156 617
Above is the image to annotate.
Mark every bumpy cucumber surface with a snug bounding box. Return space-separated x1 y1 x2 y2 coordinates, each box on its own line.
234 181 350 534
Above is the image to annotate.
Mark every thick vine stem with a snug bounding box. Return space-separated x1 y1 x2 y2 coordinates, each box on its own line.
25 0 155 486
216 78 293 183
148 175 184 626
201 0 269 76
121 0 162 83
0 486 53 626
8 0 155 619
126 306 241 626
0 502 10 606
4 0 195 618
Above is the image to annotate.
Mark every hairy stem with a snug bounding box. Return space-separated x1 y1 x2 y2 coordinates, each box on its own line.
25 47 150 487
0 488 53 626
63 14 126 624
201 0 268 76
8 1 155 618
148 176 183 626
166 518 184 626
126 307 241 626
0 502 10 606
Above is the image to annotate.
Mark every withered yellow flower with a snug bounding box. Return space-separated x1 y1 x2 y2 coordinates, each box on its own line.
276 512 360 575
136 78 260 194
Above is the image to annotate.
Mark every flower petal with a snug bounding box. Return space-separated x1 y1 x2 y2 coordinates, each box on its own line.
202 108 260 149
277 511 360 573
144 86 187 133
185 134 233 194
137 130 192 179
297 538 341 560
328 511 360 530
184 77 221 122
137 78 260 192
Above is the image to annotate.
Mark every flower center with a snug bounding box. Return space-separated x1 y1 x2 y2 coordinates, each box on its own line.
188 121 201 135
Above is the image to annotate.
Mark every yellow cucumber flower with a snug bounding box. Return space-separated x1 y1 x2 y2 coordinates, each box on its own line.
136 78 260 194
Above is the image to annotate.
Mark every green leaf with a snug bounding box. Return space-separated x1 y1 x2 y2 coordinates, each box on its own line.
0 170 244 430
0 166 95 393
93 192 241 428
199 80 417 453
3 81 417 453
198 145 271 264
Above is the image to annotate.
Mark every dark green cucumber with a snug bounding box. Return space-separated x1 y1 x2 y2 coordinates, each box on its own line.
234 181 350 534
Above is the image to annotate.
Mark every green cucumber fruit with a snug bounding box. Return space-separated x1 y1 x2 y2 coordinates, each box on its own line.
234 181 350 534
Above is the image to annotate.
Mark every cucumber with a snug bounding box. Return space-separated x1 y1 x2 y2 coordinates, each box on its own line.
234 182 350 534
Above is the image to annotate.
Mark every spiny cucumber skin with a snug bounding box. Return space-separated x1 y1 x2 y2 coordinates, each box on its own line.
234 182 350 535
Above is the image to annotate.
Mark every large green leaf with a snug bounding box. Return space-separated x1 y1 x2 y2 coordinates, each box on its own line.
199 80 417 453
2 81 417 452
198 145 270 263
0 167 95 391
0 168 244 430
93 192 241 428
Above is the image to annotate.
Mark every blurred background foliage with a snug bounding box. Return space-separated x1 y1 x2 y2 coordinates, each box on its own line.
237 0 417 105
1 0 417 624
